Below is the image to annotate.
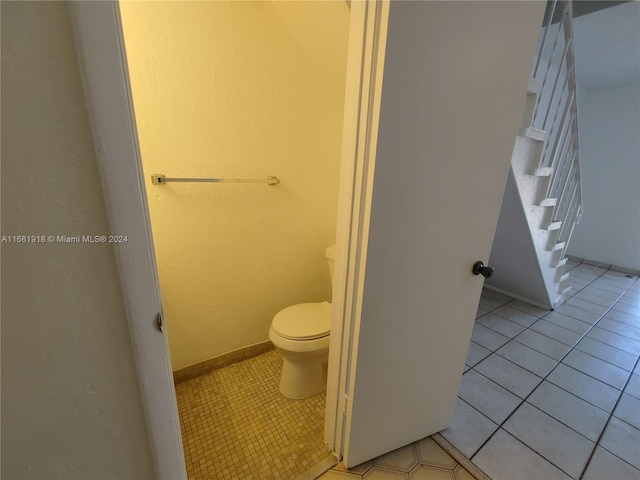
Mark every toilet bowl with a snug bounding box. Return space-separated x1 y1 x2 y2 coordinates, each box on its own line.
269 245 335 399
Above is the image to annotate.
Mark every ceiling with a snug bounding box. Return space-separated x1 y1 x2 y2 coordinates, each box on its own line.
572 1 640 88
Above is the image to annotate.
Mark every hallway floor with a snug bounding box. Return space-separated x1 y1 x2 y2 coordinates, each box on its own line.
441 261 640 479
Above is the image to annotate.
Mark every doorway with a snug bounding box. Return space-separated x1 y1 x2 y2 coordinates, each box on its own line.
71 0 546 475
118 1 350 477
70 0 381 475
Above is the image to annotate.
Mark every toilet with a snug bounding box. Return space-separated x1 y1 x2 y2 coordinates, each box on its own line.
269 244 336 399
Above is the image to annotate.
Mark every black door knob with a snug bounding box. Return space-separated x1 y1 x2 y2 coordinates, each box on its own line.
472 261 494 279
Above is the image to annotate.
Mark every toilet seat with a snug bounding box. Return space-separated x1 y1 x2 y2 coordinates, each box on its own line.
271 301 331 340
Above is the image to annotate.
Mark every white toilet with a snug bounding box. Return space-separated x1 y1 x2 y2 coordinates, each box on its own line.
269 245 336 399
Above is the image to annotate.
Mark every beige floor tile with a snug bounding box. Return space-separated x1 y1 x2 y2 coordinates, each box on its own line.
327 436 476 479
364 468 409 479
334 460 374 474
410 465 455 480
415 438 456 469
175 350 330 479
374 444 418 472
453 465 476 480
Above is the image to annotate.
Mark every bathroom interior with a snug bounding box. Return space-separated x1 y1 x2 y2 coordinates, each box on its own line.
118 1 640 479
119 1 351 478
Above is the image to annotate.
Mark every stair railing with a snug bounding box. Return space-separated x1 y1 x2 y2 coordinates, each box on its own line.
531 0 582 259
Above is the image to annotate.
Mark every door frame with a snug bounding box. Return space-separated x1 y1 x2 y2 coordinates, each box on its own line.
324 0 389 454
70 0 388 476
69 3 187 478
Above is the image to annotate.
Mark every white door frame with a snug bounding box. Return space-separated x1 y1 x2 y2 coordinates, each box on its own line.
324 0 389 454
70 0 388 476
68 3 186 478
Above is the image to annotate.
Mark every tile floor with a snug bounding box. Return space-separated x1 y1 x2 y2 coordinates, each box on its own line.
319 437 479 480
175 351 478 480
176 353 479 480
175 350 331 479
441 261 640 480
176 260 639 480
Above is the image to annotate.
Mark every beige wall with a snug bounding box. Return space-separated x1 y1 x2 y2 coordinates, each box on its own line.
1 2 155 478
120 1 349 369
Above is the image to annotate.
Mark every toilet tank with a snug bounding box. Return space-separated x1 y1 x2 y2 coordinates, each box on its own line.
325 244 336 287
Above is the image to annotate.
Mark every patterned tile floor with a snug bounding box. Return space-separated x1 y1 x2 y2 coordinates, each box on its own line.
175 350 331 479
442 261 640 479
320 437 479 480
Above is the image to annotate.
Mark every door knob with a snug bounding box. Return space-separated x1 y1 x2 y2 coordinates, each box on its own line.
472 261 494 279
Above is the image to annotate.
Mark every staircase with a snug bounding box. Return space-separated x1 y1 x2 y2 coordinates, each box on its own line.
487 0 582 309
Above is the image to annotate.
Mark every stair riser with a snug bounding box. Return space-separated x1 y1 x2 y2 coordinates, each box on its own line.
534 177 554 208
521 91 538 130
546 230 561 251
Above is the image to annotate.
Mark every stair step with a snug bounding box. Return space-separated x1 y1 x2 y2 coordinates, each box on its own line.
560 272 570 283
561 285 572 296
522 79 541 131
521 127 548 142
528 78 542 95
540 197 558 207
534 168 554 177
556 257 568 268
553 241 566 252
547 221 562 231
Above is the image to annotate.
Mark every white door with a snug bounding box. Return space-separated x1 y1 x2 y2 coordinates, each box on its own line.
338 0 545 467
69 4 187 479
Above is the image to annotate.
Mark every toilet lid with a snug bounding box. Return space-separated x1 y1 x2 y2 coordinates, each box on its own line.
272 302 331 340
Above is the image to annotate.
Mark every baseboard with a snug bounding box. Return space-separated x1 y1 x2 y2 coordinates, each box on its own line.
173 339 275 384
566 255 640 276
483 284 552 310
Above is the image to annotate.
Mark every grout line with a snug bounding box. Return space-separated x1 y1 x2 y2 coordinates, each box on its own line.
431 433 492 480
466 268 640 477
547 356 629 392
469 426 575 477
523 396 606 438
176 350 331 479
577 354 640 480
491 346 556 376
594 316 640 335
573 336 639 369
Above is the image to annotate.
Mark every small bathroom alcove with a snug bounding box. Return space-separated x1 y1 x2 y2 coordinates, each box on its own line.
119 1 351 478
